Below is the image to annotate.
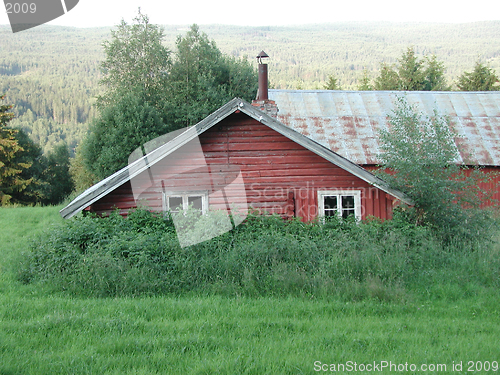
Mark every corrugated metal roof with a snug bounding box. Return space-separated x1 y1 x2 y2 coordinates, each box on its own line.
269 90 500 166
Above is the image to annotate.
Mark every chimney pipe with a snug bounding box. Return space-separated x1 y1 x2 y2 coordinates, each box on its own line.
256 50 269 101
253 51 278 118
258 64 268 100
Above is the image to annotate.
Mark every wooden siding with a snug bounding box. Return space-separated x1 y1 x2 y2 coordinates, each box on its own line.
463 167 500 208
480 167 500 205
89 113 397 221
365 165 500 209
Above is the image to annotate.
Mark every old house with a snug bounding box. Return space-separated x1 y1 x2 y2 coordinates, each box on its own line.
60 96 409 222
61 55 500 224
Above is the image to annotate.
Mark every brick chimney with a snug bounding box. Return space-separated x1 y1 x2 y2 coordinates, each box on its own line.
252 51 278 118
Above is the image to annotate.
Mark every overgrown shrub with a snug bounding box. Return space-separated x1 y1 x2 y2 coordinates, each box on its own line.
377 96 499 244
17 209 500 300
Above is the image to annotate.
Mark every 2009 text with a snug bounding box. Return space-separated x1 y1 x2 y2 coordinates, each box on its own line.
5 3 37 14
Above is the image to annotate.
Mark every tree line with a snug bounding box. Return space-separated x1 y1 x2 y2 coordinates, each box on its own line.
324 47 499 91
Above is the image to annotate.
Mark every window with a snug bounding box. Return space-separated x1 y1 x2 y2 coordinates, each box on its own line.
318 190 361 220
162 191 208 214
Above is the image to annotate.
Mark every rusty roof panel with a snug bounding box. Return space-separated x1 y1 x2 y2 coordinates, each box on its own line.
479 93 500 116
269 90 500 166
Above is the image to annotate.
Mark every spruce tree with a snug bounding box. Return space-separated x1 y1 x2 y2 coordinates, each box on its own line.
324 75 341 90
373 47 449 91
457 60 500 91
357 69 373 91
0 95 33 205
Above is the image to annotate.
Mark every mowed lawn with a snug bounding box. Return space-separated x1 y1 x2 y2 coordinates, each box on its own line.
0 206 499 374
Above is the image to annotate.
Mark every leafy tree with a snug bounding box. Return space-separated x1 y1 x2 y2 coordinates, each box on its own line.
0 95 33 205
98 9 172 109
83 20 257 179
324 74 341 90
41 143 74 204
83 89 169 179
84 15 258 180
168 24 257 128
457 60 500 91
377 96 495 242
374 47 449 91
83 10 175 179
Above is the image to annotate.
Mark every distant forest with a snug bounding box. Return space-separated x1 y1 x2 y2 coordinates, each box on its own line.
1 21 500 154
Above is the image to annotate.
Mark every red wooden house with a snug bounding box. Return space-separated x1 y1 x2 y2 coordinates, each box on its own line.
60 97 410 222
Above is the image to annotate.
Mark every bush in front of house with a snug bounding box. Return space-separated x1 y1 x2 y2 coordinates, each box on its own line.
17 208 500 300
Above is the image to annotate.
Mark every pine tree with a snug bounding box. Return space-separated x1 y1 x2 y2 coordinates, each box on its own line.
324 74 341 90
69 144 97 194
374 47 449 91
0 95 33 205
457 60 500 91
397 47 426 91
7 128 47 204
41 143 74 204
424 55 450 91
357 69 373 91
374 63 400 90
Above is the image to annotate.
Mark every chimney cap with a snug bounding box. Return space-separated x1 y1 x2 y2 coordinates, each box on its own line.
256 50 269 64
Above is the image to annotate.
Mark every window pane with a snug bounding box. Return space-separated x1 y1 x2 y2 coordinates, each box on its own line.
342 209 355 219
188 196 203 211
324 195 337 210
341 195 355 209
341 196 356 219
324 209 337 217
168 197 183 212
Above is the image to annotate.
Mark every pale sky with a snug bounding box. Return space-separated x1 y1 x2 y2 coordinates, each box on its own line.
1 0 500 29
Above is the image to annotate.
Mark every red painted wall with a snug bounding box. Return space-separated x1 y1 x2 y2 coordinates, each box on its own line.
365 165 500 209
89 113 398 221
463 167 500 208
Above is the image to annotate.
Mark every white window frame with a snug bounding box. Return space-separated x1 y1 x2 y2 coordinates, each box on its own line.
317 190 362 221
162 191 209 214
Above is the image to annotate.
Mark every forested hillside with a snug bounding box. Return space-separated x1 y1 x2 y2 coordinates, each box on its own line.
1 21 500 154
0 26 107 153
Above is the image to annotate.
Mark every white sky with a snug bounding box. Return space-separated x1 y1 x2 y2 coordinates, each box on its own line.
1 0 500 29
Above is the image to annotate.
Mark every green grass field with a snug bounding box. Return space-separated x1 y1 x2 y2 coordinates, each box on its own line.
1 206 499 374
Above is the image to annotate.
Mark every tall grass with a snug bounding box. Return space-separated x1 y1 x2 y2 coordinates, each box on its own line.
16 209 500 301
2 294 500 375
2 206 500 374
0 205 64 294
